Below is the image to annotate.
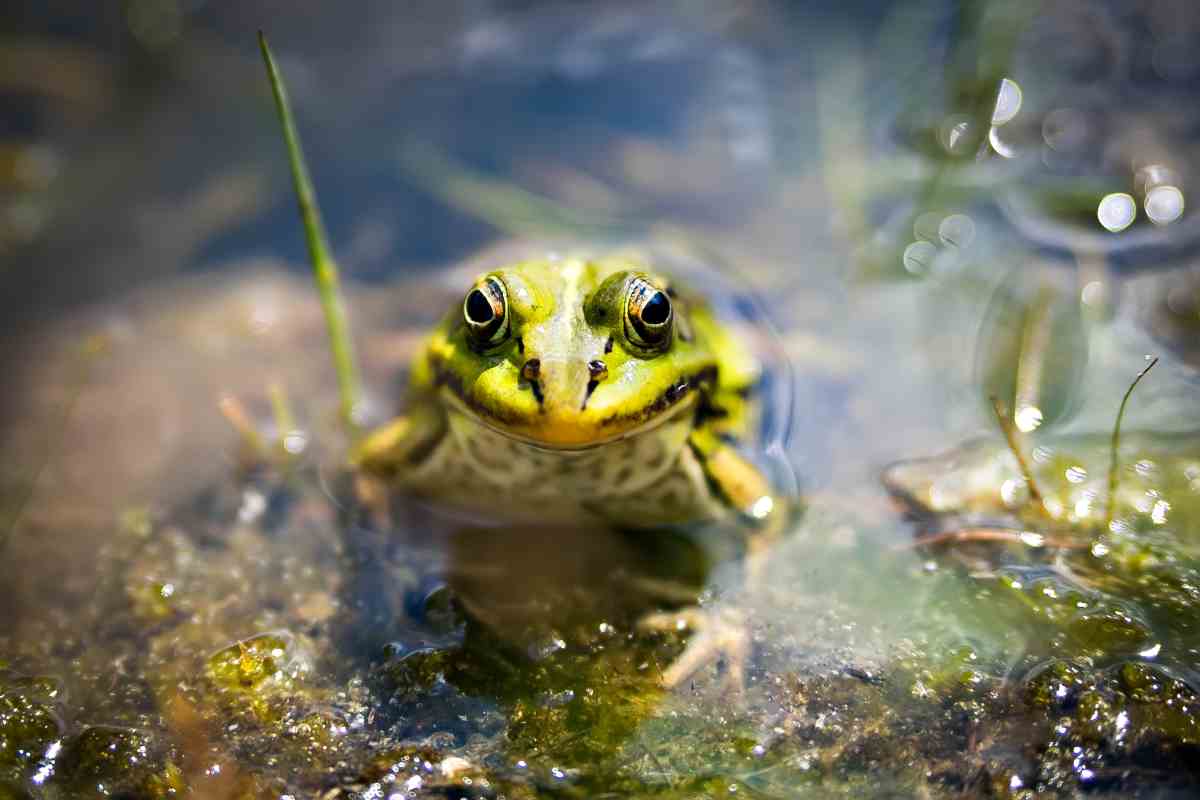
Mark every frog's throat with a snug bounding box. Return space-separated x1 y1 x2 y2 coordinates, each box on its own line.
439 389 700 451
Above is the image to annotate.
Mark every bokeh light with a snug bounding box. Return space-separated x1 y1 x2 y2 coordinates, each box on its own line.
1097 193 1136 232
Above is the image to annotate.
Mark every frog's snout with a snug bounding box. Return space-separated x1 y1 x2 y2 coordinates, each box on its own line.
521 356 603 415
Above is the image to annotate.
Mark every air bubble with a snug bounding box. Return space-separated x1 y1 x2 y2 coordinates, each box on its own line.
1097 193 1136 232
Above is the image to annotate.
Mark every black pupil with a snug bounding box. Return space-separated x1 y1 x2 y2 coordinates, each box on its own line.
641 291 670 325
466 289 494 324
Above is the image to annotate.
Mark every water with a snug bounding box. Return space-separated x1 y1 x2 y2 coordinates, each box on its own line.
2 1 1200 797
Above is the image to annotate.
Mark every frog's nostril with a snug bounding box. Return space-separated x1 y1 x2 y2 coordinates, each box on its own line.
581 360 608 410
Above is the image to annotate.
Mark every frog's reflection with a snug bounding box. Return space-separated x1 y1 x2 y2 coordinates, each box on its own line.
445 520 712 646
339 500 722 675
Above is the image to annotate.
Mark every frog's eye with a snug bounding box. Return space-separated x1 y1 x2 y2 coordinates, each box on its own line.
463 277 509 346
624 277 673 350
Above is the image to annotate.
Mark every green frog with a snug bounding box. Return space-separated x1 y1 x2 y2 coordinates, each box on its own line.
350 252 786 688
257 36 785 688
351 252 777 531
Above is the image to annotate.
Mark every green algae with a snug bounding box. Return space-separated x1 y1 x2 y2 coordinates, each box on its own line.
0 686 60 781
50 726 184 798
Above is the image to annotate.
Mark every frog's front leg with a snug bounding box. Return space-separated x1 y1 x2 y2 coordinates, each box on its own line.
639 430 791 691
350 402 446 479
688 428 787 579
349 402 447 524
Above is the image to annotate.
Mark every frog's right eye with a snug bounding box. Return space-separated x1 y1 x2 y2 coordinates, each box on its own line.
463 277 509 346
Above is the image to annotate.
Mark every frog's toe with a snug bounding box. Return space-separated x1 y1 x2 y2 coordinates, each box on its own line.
638 605 749 692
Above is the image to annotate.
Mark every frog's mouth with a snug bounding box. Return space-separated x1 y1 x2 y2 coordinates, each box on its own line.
441 388 700 451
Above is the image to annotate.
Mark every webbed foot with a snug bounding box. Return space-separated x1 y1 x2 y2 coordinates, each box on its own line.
639 604 750 692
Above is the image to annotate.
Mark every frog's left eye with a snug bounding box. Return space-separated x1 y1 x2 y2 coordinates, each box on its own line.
463 277 509 347
624 277 673 350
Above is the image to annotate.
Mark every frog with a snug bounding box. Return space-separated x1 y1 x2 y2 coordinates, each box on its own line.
350 251 787 687
255 34 786 689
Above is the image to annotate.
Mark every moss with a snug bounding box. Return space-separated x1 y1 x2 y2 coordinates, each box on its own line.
1023 659 1090 710
208 633 297 691
0 679 62 781
51 726 184 798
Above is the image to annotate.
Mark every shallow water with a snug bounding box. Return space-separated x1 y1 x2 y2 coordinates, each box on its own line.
2 1 1200 797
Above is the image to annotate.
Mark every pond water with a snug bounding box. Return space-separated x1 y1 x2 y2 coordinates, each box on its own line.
2 1 1200 797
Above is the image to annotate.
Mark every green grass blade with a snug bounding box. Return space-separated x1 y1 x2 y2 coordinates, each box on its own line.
258 31 361 428
1105 356 1158 532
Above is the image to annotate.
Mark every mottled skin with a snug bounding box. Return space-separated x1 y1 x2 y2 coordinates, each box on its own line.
352 252 775 531
352 252 783 688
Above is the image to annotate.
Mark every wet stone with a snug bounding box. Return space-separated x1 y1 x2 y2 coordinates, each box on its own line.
207 632 304 692
51 725 183 798
0 679 62 779
1023 659 1091 710
1066 603 1154 657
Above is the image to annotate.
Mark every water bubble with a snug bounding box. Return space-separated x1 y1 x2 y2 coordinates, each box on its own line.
989 125 1017 158
938 214 976 248
282 431 308 454
1080 280 1107 307
938 115 977 156
913 212 944 243
1000 478 1030 507
1015 405 1044 432
902 241 937 276
1065 465 1088 483
1097 193 1136 232
991 78 1023 125
1145 185 1185 225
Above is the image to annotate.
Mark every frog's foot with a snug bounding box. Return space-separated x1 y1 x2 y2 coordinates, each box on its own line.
638 604 750 692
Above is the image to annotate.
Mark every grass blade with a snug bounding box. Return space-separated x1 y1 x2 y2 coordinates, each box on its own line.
258 31 361 429
1105 357 1158 531
989 394 1045 510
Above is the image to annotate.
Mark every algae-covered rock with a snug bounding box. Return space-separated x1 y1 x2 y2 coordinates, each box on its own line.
0 674 63 783
208 632 307 692
206 631 314 725
50 725 184 798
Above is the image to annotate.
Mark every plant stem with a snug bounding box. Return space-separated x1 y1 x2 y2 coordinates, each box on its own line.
258 31 361 429
990 395 1045 509
1105 357 1158 532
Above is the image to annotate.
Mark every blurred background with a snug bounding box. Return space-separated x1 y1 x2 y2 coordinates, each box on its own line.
3 0 1199 411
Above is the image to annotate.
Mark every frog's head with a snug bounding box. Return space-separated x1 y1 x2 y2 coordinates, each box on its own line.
421 254 719 449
